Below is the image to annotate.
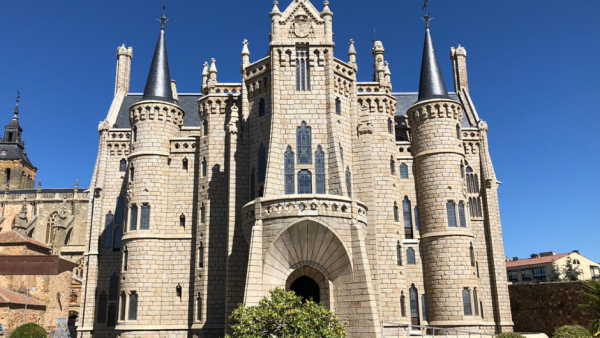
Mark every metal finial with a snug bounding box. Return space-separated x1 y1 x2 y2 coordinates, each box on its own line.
421 13 433 29
422 0 429 11
157 0 170 30
16 92 20 105
14 91 20 116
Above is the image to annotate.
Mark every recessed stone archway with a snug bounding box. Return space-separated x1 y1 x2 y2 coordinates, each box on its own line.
285 265 331 309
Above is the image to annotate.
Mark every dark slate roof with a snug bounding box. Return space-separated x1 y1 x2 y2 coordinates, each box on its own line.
393 93 474 128
0 143 35 168
142 22 174 103
417 26 453 103
5 117 22 130
114 94 202 129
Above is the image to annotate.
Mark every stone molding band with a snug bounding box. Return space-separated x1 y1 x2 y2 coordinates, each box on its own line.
122 233 193 241
127 150 170 159
413 148 464 159
420 229 475 239
115 324 190 330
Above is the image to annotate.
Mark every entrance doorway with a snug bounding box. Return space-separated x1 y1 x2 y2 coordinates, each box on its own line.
290 276 320 303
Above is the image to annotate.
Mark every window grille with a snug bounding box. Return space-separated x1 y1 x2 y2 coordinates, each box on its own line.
463 289 472 316
296 48 311 91
459 202 467 228
129 205 138 231
407 248 416 265
97 291 108 323
103 212 114 249
128 292 138 321
315 146 326 194
258 145 266 183
298 170 312 194
296 122 312 164
447 201 457 227
140 204 150 230
400 163 409 179
284 146 295 195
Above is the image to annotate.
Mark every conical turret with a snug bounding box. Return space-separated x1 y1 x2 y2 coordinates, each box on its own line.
417 15 452 103
142 15 174 103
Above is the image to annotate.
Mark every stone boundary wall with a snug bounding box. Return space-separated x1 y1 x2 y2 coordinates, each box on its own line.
509 281 595 336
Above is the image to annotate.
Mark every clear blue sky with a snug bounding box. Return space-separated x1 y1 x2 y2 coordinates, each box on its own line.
1 1 599 262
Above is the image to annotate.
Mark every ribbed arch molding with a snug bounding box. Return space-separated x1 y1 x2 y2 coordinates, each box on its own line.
263 220 353 284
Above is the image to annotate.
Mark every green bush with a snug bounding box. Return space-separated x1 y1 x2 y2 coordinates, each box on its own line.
552 325 592 338
225 288 346 338
496 333 526 338
10 323 47 338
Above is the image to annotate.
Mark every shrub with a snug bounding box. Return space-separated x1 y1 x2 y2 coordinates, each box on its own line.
225 288 346 338
496 333 526 338
10 323 47 338
581 280 600 335
552 325 592 338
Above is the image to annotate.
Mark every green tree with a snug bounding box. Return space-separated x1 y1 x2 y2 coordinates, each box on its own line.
496 333 526 338
548 261 562 282
580 280 600 335
552 324 592 338
10 323 47 338
225 288 346 338
563 257 582 282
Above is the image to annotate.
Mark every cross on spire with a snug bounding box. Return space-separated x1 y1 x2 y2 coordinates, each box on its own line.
14 91 20 116
157 0 170 30
421 13 433 29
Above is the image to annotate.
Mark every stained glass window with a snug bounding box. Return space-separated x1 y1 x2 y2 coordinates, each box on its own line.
298 170 312 194
315 146 326 194
284 146 295 195
447 201 457 227
409 285 419 318
297 122 312 164
140 204 150 230
421 295 428 321
120 159 127 172
397 242 403 266
103 212 114 249
474 289 479 316
128 292 138 320
97 292 107 323
414 206 420 231
345 167 352 197
394 202 400 222
463 289 472 316
390 157 396 175
407 248 416 265
296 49 310 91
109 273 119 300
459 202 467 228
400 163 409 179
403 197 413 230
335 98 341 115
258 145 266 183
259 98 266 117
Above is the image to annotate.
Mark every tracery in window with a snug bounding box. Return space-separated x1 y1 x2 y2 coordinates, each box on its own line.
296 122 312 164
297 170 312 194
284 146 295 195
296 48 311 91
315 146 326 194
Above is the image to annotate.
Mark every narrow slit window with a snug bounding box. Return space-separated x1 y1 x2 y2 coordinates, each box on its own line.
200 203 206 224
397 242 403 266
180 214 186 228
390 157 396 175
394 202 400 222
259 98 266 117
403 197 413 230
140 204 150 230
447 201 457 227
128 292 138 321
345 167 352 197
335 98 341 115
459 202 467 228
463 289 472 316
421 295 428 321
133 126 137 142
120 159 127 172
400 292 407 317
119 293 126 321
129 205 138 231
203 120 209 136
183 158 188 170
202 157 207 178
414 206 421 231
474 289 479 316
470 243 475 267
388 118 393 134
315 146 326 194
130 166 135 182
199 242 204 269
103 212 114 249
123 248 129 271
296 48 310 91
197 293 203 322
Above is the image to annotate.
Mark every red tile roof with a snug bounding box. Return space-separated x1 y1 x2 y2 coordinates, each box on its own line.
0 286 45 306
506 253 570 268
0 231 50 249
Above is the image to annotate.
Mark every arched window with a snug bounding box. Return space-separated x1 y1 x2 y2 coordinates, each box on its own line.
109 273 119 300
200 203 206 224
470 243 475 267
407 248 416 265
390 157 396 175
5 168 11 186
297 170 312 194
250 168 256 200
296 48 310 91
203 120 209 136
315 146 326 194
198 242 205 269
133 126 137 142
457 124 461 140
400 163 409 179
120 159 127 172
393 202 400 222
414 206 421 231
409 284 419 322
196 293 203 322
130 166 135 182
459 202 467 228
388 118 393 134
183 158 188 170
97 291 108 323
335 98 341 115
120 293 126 321
463 288 472 315
296 122 312 164
258 145 266 183
400 291 407 317
113 227 122 251
259 98 266 117
46 212 59 245
140 204 150 230
397 241 403 266
447 201 457 227
345 167 352 197
474 289 479 316
129 205 138 231
284 146 295 195
202 157 207 177
128 291 138 320
102 212 114 249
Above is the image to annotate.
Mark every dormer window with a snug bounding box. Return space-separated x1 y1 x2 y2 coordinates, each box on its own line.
0 149 6 156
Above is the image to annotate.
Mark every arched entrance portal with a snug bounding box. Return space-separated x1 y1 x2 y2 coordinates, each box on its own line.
290 276 320 303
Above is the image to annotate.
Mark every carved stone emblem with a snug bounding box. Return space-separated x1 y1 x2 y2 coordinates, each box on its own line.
293 15 310 38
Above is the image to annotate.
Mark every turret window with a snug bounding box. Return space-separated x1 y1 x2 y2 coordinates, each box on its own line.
120 159 127 172
457 125 461 140
130 166 135 182
296 122 312 164
258 145 266 183
335 98 341 115
129 205 138 231
470 243 475 267
128 291 138 321
447 201 457 227
403 197 413 239
315 146 326 194
133 127 137 142
459 202 467 228
390 157 396 175
284 146 295 195
407 248 416 265
400 163 409 179
397 242 403 266
462 288 472 316
119 293 126 321
394 202 400 222
296 48 311 91
123 247 128 271
140 204 150 230
297 170 312 194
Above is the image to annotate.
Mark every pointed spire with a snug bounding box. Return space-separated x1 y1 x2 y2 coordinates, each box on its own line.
141 5 174 103
417 14 452 103
209 58 218 74
322 1 332 16
241 40 250 56
348 39 357 56
13 92 20 116
270 1 281 16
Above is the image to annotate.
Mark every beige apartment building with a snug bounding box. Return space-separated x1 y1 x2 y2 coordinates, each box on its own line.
506 251 600 284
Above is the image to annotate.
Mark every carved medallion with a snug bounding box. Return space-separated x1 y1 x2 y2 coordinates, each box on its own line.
293 15 310 38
